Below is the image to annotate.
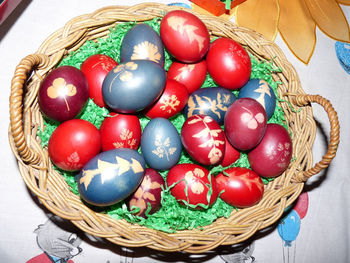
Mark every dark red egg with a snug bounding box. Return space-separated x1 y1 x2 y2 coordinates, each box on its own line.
206 37 251 90
167 163 218 209
220 136 240 167
80 54 118 108
181 115 225 166
99 112 141 151
48 119 101 171
216 167 264 208
224 98 267 151
38 66 89 122
160 10 210 63
248 123 292 178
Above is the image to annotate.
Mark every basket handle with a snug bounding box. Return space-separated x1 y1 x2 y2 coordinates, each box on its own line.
9 54 50 165
287 94 340 183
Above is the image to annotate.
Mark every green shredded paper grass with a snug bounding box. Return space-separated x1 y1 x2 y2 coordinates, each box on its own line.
37 18 288 233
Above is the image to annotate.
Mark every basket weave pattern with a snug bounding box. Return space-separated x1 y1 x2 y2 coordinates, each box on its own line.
9 3 339 253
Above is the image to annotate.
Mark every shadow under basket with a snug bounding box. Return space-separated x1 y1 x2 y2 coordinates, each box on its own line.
8 3 340 253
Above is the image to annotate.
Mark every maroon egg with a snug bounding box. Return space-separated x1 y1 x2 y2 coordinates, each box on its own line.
248 123 293 178
128 168 165 218
220 136 240 167
181 115 226 166
224 98 267 151
38 66 89 122
166 163 218 209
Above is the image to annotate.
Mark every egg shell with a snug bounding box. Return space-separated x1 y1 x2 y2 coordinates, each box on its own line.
248 123 293 178
220 136 240 167
224 98 267 151
160 10 210 63
166 163 218 209
120 24 165 66
80 54 118 108
238 79 276 119
77 148 146 206
184 87 236 125
141 118 182 170
128 168 165 218
99 112 141 151
181 115 225 166
38 65 89 122
167 60 207 94
102 60 166 113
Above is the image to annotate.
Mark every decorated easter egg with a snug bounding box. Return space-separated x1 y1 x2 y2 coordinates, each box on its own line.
167 163 218 209
248 123 292 178
120 24 165 66
48 119 101 171
144 79 189 119
99 112 141 151
38 66 89 122
160 10 210 63
216 167 264 208
184 87 236 125
78 148 146 206
206 37 251 90
128 168 165 218
181 115 225 166
224 98 267 151
220 136 240 167
238 79 276 119
167 60 207 94
141 118 182 170
102 60 166 113
80 54 118 108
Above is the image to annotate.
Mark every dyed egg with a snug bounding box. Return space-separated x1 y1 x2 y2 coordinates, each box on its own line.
38 66 89 122
238 79 276 119
167 163 218 209
220 136 240 167
181 115 225 166
48 119 101 171
80 54 118 108
120 24 165 66
77 148 146 206
141 118 182 170
99 112 141 151
160 10 210 63
216 167 264 208
183 87 236 125
224 98 267 151
248 123 292 178
102 60 166 113
167 60 207 94
206 38 251 90
128 168 165 218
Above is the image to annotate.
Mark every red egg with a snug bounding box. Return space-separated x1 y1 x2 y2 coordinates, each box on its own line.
48 119 101 171
216 167 264 208
144 79 189 119
167 60 207 94
99 112 141 151
224 98 267 151
220 136 240 167
160 10 210 63
81 54 118 108
248 123 293 178
206 37 251 90
181 115 225 166
167 163 218 209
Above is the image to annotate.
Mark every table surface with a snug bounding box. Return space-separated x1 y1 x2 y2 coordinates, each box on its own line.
1 1 349 262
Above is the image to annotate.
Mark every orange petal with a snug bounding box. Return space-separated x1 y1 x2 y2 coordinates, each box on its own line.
278 0 316 64
305 0 350 42
234 0 279 41
337 0 350 5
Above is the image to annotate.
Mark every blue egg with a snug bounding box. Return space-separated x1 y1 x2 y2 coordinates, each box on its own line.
335 41 350 74
77 148 146 206
141 118 182 170
238 79 276 119
183 87 236 125
102 60 166 113
120 24 165 66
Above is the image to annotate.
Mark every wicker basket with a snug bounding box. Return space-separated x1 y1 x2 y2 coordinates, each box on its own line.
9 3 339 253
